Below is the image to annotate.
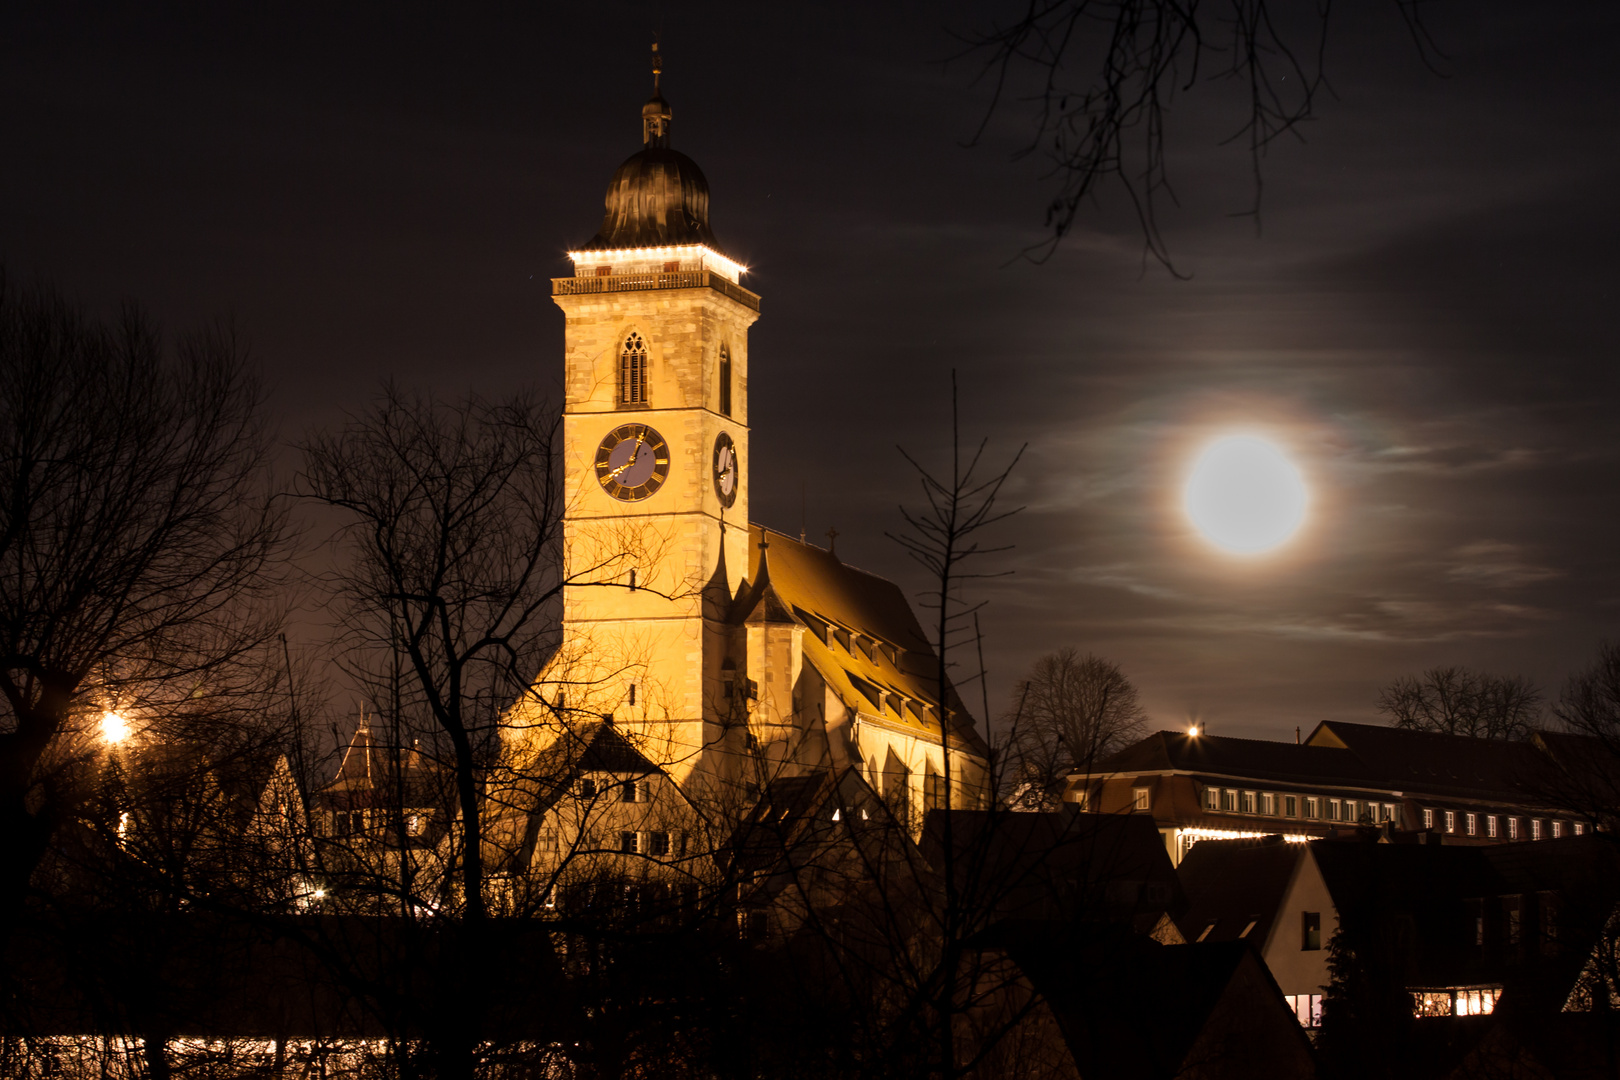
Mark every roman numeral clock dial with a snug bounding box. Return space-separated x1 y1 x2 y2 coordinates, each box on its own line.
595 423 670 502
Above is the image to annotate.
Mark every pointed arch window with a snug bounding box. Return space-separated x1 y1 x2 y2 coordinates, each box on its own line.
718 343 732 416
619 332 649 407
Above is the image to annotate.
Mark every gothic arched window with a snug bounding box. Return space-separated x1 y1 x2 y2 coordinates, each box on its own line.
718 343 732 416
619 332 648 407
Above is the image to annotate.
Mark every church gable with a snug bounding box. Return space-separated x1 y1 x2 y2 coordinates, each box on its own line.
736 525 986 757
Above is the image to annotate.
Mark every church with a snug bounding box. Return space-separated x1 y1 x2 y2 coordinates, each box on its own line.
504 49 990 824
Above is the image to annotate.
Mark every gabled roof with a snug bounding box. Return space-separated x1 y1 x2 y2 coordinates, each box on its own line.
727 767 902 875
1176 836 1302 946
737 525 986 754
1001 933 1313 1080
319 723 441 799
501 721 671 873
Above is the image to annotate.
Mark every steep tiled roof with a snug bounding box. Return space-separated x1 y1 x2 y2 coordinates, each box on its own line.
317 723 443 804
738 525 986 754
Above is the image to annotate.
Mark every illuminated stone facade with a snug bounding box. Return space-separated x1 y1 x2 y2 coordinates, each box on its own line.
505 68 989 815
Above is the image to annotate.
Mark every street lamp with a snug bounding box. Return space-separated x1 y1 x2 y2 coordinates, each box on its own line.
101 710 131 745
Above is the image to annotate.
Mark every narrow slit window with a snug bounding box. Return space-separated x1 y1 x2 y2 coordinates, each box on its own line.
719 344 732 416
619 332 649 406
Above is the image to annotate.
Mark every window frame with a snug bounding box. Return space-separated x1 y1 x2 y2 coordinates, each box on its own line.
1302 911 1322 951
619 331 650 407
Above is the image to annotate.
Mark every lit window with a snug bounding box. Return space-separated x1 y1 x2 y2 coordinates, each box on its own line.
1445 811 1457 834
1328 799 1342 822
1345 799 1358 822
619 332 649 406
1466 813 1477 836
1284 795 1298 817
1132 787 1151 812
1508 818 1520 840
620 831 640 854
1486 815 1498 838
1241 791 1257 815
1413 992 1453 1017
1383 803 1399 825
1286 994 1323 1028
1423 808 1434 829
1262 793 1276 816
1532 819 1543 840
1305 797 1320 820
1552 821 1563 838
1204 787 1219 811
1575 822 1586 836
1221 789 1237 812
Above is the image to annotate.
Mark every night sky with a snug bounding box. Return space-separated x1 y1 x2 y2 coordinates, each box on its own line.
5 3 1619 741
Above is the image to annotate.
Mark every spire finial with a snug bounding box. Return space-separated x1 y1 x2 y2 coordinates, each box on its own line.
641 39 672 148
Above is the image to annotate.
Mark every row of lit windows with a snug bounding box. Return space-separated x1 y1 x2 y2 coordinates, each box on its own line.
1195 787 1402 826
616 332 733 416
1421 808 1582 840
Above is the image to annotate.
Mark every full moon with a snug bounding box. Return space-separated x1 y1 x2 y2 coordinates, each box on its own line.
1183 435 1309 555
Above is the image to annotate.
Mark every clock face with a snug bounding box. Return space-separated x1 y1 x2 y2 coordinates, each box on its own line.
713 431 739 508
595 423 670 502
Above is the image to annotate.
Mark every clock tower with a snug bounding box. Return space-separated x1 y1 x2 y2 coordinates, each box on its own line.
526 47 759 784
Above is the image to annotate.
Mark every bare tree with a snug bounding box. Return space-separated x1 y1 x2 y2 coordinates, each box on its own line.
0 271 287 927
960 1 1440 272
300 385 568 924
1376 666 1541 741
1004 649 1148 809
299 384 570 1078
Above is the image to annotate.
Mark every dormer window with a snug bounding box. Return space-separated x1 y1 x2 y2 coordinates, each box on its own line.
619 332 649 407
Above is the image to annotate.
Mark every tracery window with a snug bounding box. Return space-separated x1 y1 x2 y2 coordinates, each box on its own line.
619 332 649 406
719 343 732 416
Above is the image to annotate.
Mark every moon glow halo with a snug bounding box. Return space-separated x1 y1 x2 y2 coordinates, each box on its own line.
1183 435 1309 555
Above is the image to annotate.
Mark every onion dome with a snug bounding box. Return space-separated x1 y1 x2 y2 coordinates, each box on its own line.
579 43 727 255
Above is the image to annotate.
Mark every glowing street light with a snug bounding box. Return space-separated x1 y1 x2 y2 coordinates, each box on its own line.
1187 725 1200 737
101 710 131 745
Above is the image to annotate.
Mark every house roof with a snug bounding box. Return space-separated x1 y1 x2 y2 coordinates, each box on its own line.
1088 723 1554 805
318 723 441 799
1176 836 1303 946
1001 933 1309 1080
1306 721 1542 802
921 808 1183 923
736 525 987 755
1094 729 1376 786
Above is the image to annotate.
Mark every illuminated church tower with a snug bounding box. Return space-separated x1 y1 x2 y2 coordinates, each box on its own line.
513 47 988 812
527 45 758 783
